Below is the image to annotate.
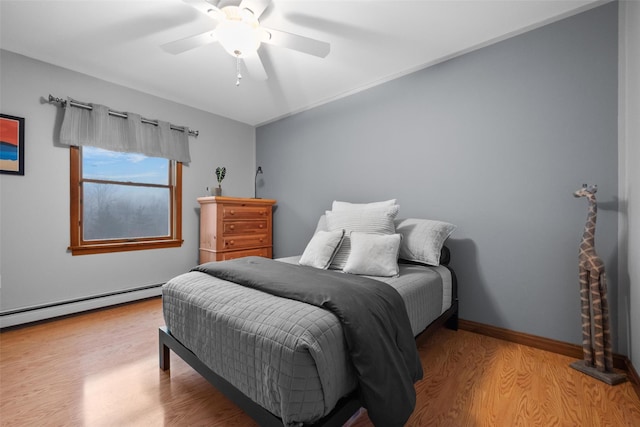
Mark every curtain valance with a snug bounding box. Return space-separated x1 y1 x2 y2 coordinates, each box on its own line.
59 100 191 163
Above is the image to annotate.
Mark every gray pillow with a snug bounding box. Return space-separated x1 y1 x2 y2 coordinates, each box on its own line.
314 198 398 233
394 218 456 266
313 214 328 235
299 229 345 269
344 232 402 277
325 205 399 270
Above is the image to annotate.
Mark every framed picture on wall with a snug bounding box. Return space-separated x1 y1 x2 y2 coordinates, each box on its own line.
0 114 25 175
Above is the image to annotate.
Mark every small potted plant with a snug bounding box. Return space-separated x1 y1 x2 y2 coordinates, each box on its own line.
213 166 226 196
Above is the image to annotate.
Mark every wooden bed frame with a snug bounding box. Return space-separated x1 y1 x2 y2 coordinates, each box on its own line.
159 264 458 426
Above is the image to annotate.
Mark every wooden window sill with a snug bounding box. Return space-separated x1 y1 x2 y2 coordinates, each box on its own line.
69 239 183 256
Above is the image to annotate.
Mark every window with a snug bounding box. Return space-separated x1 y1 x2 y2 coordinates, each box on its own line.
69 146 182 255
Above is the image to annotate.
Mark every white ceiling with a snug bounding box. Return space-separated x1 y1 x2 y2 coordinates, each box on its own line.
1 0 603 126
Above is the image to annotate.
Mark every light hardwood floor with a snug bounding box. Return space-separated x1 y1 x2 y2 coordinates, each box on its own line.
1 297 639 426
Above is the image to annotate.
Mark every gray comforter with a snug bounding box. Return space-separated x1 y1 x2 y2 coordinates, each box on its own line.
163 258 447 426
163 271 353 425
192 257 422 427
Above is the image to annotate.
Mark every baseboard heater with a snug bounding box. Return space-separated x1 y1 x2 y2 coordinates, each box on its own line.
0 284 163 329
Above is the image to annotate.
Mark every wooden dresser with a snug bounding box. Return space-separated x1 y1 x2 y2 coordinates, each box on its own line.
197 196 277 263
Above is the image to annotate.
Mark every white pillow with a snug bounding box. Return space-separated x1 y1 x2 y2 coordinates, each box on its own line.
394 218 456 266
299 229 345 269
332 199 397 211
314 200 398 234
344 232 402 277
313 214 328 235
325 205 399 270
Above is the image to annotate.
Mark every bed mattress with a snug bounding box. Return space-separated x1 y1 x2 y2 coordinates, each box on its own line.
162 258 452 426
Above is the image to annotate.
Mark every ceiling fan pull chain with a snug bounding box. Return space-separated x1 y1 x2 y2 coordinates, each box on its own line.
235 51 242 87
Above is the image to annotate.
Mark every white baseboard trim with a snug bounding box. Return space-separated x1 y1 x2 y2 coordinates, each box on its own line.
0 285 162 329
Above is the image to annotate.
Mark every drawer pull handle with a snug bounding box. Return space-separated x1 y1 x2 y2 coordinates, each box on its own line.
228 240 235 246
229 225 235 230
259 224 263 229
229 210 235 215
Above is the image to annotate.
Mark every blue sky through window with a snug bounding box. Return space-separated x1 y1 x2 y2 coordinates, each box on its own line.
82 146 168 185
81 146 171 240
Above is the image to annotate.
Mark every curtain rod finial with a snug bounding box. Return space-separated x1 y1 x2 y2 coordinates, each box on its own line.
47 95 67 106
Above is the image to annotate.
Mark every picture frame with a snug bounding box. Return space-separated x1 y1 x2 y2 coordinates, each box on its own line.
0 114 25 175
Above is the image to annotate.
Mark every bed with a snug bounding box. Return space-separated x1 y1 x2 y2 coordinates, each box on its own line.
160 203 458 426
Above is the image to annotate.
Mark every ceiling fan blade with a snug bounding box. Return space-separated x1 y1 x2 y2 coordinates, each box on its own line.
183 0 224 20
261 28 330 58
161 31 218 54
242 51 268 81
238 0 270 19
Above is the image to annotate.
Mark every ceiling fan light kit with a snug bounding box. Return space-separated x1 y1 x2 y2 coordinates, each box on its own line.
163 0 330 86
215 6 261 58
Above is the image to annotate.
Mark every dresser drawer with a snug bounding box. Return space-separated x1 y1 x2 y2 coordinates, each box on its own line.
218 248 271 261
223 206 270 220
200 248 272 264
199 247 272 263
223 220 268 235
222 234 270 250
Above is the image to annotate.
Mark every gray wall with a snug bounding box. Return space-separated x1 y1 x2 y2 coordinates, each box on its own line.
0 50 255 315
619 1 640 372
257 4 622 350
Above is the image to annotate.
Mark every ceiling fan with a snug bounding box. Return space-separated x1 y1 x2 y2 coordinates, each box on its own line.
162 0 330 85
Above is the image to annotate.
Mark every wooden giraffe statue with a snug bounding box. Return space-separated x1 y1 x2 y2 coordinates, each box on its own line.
570 184 625 385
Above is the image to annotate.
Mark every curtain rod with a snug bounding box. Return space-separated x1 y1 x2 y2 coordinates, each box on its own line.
47 95 199 137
